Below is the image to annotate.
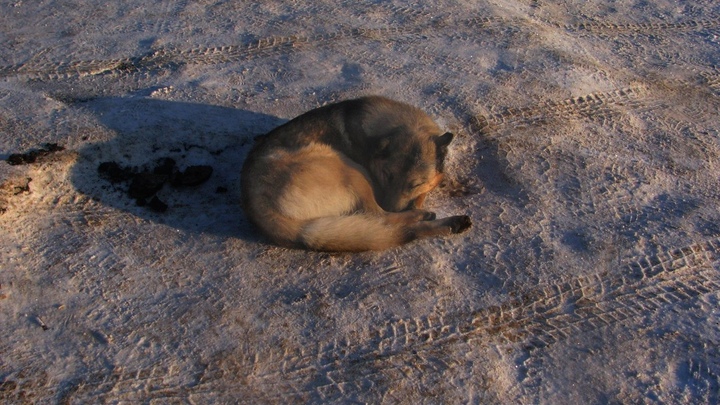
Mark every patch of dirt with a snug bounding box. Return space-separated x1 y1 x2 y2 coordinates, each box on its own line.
7 143 65 166
97 158 213 213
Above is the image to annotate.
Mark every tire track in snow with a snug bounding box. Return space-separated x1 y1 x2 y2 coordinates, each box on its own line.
511 295 720 404
0 25 434 80
246 238 720 400
2 236 718 401
150 237 717 402
701 69 720 96
1 15 717 80
467 86 653 134
559 17 720 34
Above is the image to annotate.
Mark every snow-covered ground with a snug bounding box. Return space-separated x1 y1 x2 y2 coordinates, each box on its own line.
1 1 719 403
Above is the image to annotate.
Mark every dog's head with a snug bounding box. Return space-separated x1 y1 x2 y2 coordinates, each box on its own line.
369 130 454 212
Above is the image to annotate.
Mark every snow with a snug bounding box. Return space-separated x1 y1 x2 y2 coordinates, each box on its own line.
1 0 720 403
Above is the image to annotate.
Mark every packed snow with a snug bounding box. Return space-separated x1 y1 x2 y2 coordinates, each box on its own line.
1 0 719 403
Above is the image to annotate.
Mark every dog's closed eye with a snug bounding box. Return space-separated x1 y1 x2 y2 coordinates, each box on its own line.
408 181 424 190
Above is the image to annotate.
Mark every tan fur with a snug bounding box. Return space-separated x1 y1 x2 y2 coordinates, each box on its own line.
241 96 471 251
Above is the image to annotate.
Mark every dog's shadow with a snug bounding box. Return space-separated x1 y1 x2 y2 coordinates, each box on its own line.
70 97 285 239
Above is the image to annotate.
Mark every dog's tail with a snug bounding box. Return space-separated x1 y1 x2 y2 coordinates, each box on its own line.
297 213 471 252
298 214 410 252
248 207 471 252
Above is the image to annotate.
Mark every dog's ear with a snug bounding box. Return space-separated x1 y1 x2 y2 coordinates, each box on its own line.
371 127 405 158
436 132 454 148
435 132 453 172
370 136 393 159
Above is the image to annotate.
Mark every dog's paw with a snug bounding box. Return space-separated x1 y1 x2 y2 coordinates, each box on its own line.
406 209 435 221
450 215 472 233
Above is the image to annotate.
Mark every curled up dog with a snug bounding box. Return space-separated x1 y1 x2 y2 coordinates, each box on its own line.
241 96 472 251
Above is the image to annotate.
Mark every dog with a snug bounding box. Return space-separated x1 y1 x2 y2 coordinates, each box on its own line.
241 96 471 251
